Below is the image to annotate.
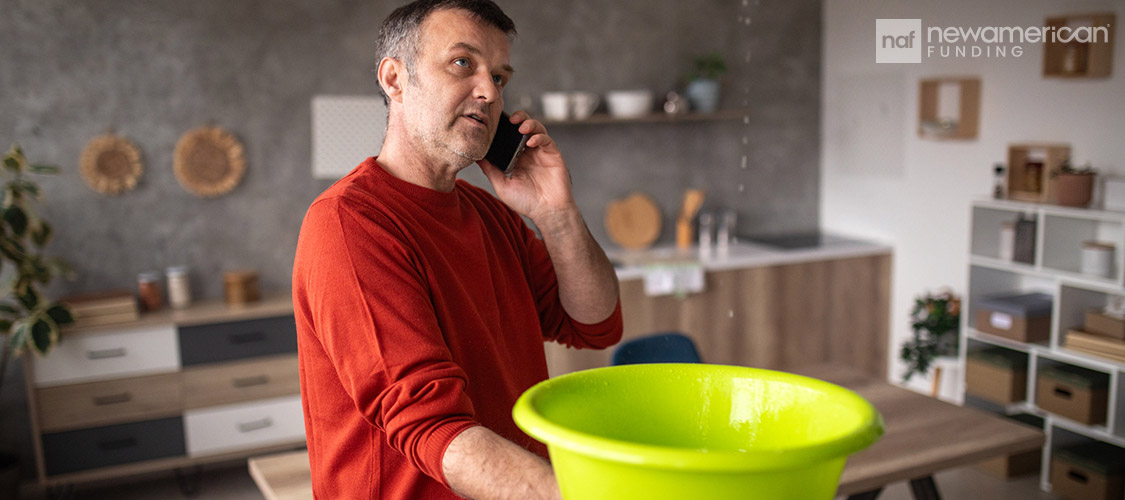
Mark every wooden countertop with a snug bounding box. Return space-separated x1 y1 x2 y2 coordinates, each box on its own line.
62 293 294 336
248 364 1043 499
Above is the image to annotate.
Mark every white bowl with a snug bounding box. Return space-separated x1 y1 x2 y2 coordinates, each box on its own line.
606 90 654 118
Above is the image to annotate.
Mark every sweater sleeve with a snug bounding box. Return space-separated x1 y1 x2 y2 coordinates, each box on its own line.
299 197 478 486
519 218 623 349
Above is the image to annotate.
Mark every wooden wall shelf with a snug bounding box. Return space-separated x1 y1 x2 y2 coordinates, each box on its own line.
918 77 981 140
542 108 751 126
1007 143 1071 203
1043 13 1116 78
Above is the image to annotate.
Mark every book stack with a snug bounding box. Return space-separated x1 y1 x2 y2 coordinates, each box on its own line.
60 290 140 329
1065 309 1125 363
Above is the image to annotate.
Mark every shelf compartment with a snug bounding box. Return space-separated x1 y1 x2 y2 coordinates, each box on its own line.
917 77 980 140
966 340 1031 405
1006 144 1071 204
1042 214 1124 284
971 206 1038 261
1042 13 1116 78
1057 285 1121 350
1034 358 1110 427
968 328 1041 352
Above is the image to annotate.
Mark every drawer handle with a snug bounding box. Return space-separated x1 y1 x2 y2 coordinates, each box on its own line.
86 347 127 360
229 331 267 345
1068 469 1089 484
1054 387 1073 399
237 417 274 433
92 392 133 406
97 437 138 451
232 375 270 388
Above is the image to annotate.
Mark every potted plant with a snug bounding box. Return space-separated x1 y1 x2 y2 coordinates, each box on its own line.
1053 159 1096 207
900 290 960 382
685 51 727 114
0 144 75 499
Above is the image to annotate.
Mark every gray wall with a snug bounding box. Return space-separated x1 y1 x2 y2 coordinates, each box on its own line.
0 0 820 480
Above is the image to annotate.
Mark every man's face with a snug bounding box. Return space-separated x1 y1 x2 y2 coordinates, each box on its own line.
400 9 513 165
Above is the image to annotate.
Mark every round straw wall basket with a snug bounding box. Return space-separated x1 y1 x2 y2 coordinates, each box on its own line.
173 126 246 197
80 134 143 195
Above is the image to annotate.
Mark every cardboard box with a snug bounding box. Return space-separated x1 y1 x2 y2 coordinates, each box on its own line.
1086 310 1125 341
1036 365 1109 425
975 293 1053 343
966 348 1028 404
1051 443 1125 500
979 450 1041 479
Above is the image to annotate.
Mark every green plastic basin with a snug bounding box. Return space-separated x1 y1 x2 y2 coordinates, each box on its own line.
512 364 883 500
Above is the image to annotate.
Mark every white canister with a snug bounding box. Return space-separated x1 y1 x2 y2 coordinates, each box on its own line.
998 222 1015 261
541 92 570 121
166 266 193 309
1081 241 1116 279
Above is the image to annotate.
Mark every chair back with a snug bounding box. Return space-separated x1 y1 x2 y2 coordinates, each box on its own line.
611 332 702 365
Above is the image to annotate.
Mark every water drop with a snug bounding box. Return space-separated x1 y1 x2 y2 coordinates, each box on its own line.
738 184 745 192
743 116 750 124
741 156 747 169
729 310 735 318
742 136 748 145
742 0 748 6
745 18 752 25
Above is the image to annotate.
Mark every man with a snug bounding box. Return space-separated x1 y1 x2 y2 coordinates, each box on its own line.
291 1 623 499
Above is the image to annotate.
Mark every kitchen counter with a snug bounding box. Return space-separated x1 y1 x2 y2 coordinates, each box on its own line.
608 235 892 280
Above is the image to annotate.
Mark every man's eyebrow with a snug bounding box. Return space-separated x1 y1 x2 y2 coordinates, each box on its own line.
449 42 515 74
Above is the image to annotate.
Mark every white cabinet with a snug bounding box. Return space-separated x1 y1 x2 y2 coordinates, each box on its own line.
962 199 1125 492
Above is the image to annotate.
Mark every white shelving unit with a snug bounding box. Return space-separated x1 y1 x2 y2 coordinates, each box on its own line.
963 198 1125 493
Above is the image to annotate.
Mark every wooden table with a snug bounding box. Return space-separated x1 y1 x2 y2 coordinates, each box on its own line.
248 365 1044 500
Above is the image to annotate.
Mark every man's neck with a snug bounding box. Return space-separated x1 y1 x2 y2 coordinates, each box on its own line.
377 131 468 193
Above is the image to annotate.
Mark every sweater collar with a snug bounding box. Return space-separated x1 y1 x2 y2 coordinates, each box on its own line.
366 157 461 209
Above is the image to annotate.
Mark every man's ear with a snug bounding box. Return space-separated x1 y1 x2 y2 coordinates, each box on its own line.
377 57 406 103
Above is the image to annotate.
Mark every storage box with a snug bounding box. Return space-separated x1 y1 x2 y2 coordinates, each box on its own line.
966 347 1028 404
1051 442 1125 500
1036 364 1109 425
976 413 1043 479
974 293 1053 343
1086 309 1125 341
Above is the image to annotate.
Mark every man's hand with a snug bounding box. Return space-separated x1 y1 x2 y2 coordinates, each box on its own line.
443 426 563 500
478 111 576 226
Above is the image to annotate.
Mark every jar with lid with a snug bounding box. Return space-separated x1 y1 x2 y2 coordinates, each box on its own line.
137 272 164 312
166 266 192 309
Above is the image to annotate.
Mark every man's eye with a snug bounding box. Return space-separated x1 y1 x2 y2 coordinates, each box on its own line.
492 75 505 85
454 58 470 68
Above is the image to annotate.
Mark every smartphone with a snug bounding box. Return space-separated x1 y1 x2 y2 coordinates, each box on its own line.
484 112 529 174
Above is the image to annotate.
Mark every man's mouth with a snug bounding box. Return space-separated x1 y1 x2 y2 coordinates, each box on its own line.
463 112 488 127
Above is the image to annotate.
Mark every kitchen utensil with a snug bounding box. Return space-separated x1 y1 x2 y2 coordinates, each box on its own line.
512 363 883 500
569 91 600 120
605 193 661 250
542 92 570 121
676 189 705 249
606 90 654 118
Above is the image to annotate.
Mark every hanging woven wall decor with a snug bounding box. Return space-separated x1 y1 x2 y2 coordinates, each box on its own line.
79 133 144 195
173 126 246 197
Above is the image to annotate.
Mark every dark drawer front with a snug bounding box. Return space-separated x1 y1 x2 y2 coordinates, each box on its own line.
179 315 297 366
42 416 185 475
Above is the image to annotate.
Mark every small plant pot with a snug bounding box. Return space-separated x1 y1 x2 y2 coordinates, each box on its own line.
1055 172 1095 207
685 78 720 113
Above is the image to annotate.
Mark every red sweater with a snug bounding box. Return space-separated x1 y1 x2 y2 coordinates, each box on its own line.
292 158 622 500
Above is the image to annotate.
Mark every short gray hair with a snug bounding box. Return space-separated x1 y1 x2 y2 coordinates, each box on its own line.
375 0 517 104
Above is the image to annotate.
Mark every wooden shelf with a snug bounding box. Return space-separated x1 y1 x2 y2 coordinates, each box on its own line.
542 108 751 126
1006 143 1071 203
917 77 980 140
1043 13 1116 78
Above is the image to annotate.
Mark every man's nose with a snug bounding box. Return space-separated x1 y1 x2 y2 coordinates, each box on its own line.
473 71 501 103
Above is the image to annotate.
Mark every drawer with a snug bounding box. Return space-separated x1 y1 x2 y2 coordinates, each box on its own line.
183 355 299 409
37 373 182 432
179 315 297 366
32 325 180 387
184 395 305 457
41 416 185 476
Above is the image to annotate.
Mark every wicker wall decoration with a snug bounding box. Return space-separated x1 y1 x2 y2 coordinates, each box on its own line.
173 126 246 197
79 134 144 195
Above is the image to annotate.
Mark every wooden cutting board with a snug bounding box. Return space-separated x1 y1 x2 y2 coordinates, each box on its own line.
605 193 662 250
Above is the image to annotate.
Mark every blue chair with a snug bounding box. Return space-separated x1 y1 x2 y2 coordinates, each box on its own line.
611 332 703 365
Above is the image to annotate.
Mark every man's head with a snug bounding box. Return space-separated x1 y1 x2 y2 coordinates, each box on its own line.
376 0 517 168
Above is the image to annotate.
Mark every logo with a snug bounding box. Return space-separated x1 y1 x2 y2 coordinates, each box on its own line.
876 19 922 63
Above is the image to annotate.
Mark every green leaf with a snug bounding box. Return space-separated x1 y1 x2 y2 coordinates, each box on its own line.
3 205 28 236
0 303 18 316
45 303 74 327
9 320 29 356
17 285 39 310
31 221 51 247
29 316 58 355
0 237 25 261
29 164 60 175
0 319 12 334
19 180 41 199
2 157 19 173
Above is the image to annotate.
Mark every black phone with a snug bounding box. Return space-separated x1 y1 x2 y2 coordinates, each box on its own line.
484 112 529 174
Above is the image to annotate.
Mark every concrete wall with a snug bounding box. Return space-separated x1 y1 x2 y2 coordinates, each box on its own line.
0 0 822 481
820 0 1125 389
